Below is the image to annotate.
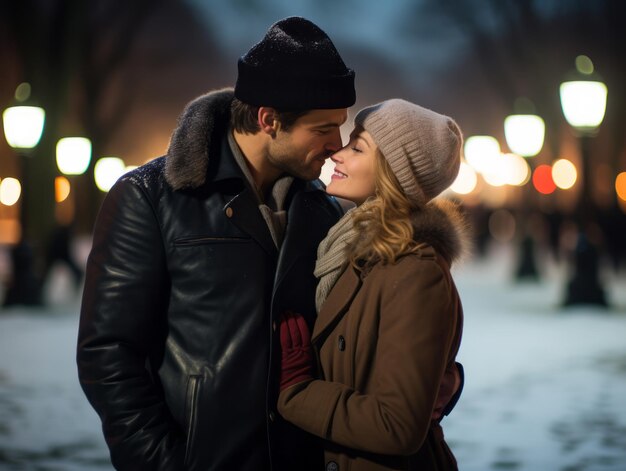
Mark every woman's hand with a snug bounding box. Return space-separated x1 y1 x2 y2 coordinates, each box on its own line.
279 311 314 391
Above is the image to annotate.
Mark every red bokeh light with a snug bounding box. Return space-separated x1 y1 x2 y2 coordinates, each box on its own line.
532 164 556 195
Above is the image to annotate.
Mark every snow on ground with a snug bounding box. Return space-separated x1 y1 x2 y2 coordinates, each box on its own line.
0 243 625 470
447 243 626 471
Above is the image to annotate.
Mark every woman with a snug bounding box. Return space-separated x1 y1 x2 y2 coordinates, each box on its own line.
278 99 469 470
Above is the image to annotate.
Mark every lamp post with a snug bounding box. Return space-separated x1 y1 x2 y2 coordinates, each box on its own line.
504 111 545 280
559 56 608 306
2 104 46 305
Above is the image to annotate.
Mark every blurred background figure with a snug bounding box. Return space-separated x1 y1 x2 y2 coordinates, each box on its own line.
42 223 84 292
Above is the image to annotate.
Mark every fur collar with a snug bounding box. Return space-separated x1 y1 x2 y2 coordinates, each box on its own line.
165 88 234 190
411 198 472 265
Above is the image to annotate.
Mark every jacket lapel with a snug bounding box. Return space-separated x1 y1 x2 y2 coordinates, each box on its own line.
273 189 341 297
225 189 278 258
311 265 362 343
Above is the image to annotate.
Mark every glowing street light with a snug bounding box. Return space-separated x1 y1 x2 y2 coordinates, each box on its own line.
503 102 546 281
464 135 500 174
552 159 577 190
0 177 22 206
56 137 92 175
560 81 607 133
560 55 607 134
94 157 126 192
559 55 608 307
616 172 626 202
55 176 71 203
450 162 478 195
2 106 45 149
504 114 545 157
1 84 48 305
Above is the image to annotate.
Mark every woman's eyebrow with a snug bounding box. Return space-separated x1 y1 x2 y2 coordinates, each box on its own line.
355 135 371 148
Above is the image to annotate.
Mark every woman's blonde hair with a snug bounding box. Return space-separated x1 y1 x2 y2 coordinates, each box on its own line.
349 149 419 268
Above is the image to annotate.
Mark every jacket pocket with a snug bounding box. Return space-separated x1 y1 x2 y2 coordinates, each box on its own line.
184 375 202 466
174 235 251 246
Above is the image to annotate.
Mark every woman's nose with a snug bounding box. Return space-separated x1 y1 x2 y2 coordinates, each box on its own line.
330 150 344 163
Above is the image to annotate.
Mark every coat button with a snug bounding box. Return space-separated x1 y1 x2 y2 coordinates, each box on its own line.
326 461 338 471
225 207 234 218
338 336 345 351
268 411 276 422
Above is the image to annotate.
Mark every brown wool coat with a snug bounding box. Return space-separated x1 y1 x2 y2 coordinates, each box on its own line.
278 200 469 471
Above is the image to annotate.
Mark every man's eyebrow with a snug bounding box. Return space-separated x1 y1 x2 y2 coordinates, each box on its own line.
311 122 342 129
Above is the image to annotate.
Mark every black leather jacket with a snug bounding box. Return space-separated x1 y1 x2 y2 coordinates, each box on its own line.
77 89 343 470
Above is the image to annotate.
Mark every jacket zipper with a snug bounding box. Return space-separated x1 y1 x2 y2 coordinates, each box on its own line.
184 375 201 466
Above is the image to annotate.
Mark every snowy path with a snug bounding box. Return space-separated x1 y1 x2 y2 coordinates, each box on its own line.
1 245 625 470
446 246 626 471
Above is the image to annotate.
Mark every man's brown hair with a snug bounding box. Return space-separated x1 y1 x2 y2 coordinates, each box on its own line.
230 98 309 134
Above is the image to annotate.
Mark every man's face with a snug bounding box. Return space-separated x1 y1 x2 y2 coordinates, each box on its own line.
267 108 348 181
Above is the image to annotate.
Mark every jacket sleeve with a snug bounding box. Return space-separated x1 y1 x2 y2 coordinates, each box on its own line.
278 257 458 456
77 177 185 470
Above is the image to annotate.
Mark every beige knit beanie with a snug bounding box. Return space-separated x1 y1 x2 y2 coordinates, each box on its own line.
354 99 463 206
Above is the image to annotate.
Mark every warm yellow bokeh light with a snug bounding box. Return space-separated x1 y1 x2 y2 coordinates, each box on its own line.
450 162 478 195
503 153 531 186
95 157 126 192
464 136 501 174
552 159 578 190
55 176 71 203
616 172 626 202
0 177 22 206
482 153 523 187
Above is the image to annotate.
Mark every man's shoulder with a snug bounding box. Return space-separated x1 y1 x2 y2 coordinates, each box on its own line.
120 157 167 190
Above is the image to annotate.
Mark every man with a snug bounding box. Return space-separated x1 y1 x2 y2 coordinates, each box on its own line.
77 17 353 471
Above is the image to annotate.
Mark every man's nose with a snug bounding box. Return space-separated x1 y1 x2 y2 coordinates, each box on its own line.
324 129 343 154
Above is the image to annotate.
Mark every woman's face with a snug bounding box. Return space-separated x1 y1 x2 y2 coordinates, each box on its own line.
326 126 377 205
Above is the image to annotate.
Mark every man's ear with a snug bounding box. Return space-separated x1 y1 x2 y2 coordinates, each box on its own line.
258 107 280 136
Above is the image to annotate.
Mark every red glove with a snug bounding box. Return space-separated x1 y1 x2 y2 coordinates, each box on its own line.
279 311 313 391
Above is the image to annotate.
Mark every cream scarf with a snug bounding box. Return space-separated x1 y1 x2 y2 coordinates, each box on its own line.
314 208 359 313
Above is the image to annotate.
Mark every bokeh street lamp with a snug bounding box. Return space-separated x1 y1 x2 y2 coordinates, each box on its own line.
56 137 92 175
559 56 608 307
2 106 46 150
2 102 46 305
504 109 545 281
94 157 126 192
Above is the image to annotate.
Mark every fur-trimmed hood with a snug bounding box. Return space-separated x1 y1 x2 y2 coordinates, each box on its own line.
165 88 235 190
411 198 472 266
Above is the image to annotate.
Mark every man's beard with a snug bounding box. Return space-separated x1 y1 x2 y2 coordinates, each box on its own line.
268 151 324 181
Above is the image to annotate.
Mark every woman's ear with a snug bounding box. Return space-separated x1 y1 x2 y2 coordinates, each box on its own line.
258 107 279 136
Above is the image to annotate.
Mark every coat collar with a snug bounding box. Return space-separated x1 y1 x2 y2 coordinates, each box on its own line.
410 198 471 266
165 88 236 190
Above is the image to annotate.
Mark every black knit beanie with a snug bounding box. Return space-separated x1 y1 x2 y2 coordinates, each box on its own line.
235 17 356 110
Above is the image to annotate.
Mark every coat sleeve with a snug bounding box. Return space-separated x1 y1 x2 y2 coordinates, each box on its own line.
77 177 185 470
278 257 458 456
